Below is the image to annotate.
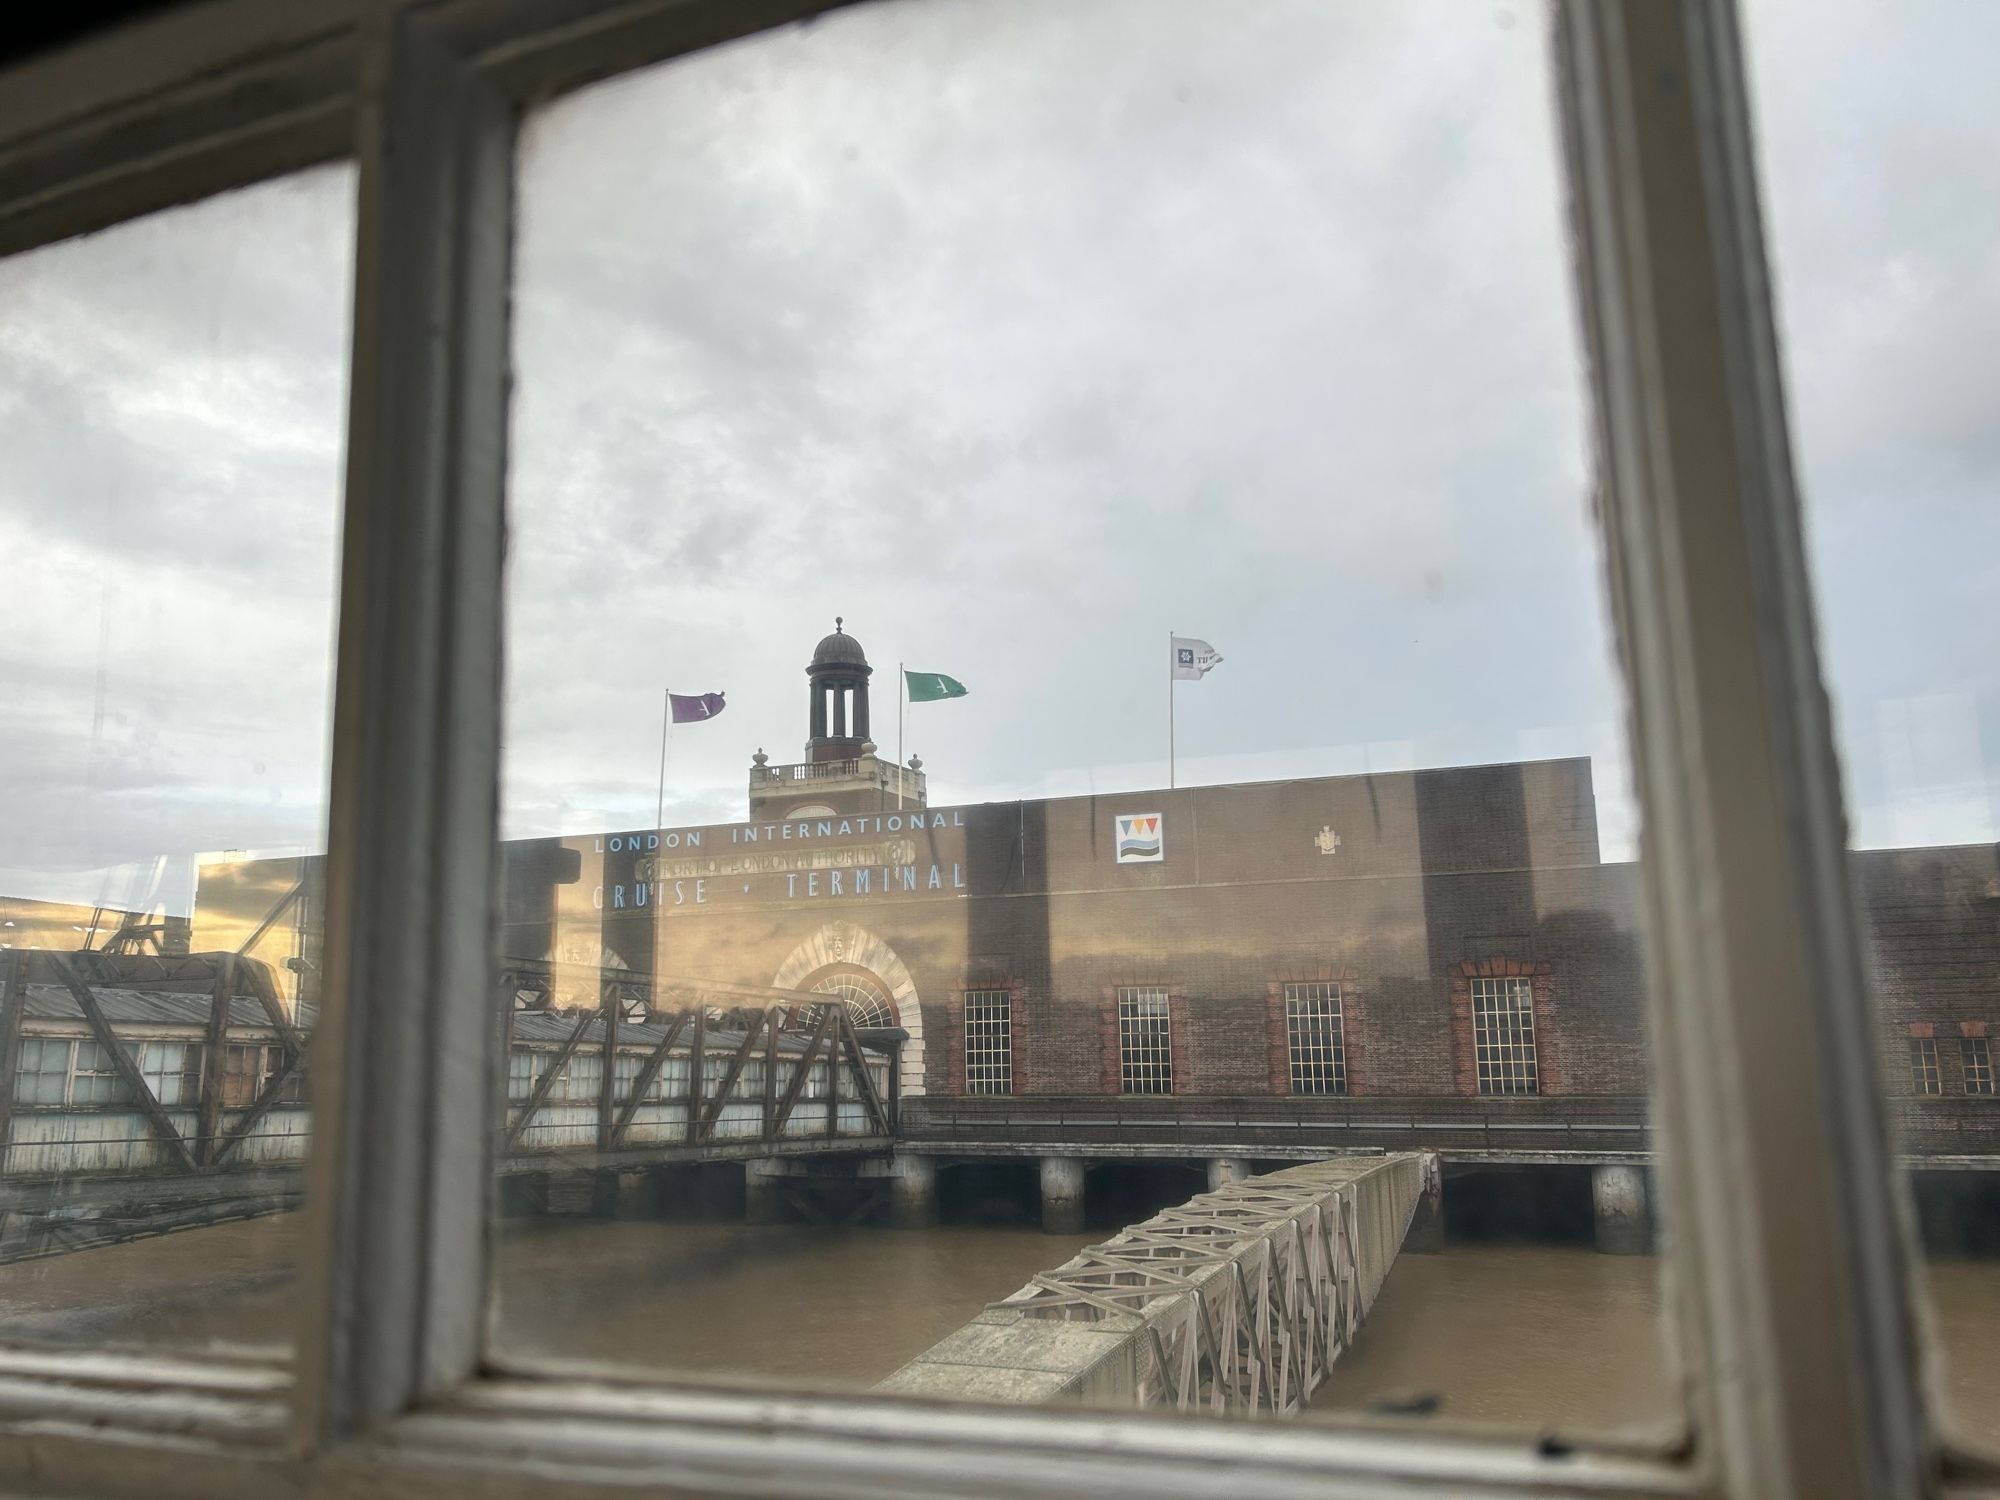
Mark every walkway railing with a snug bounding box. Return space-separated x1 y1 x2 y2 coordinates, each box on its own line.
900 1095 1650 1160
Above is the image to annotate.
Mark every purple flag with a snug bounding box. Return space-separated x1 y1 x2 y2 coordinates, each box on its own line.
668 691 726 723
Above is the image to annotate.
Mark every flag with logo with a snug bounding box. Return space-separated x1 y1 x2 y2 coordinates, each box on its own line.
1171 637 1222 681
904 670 969 703
668 691 727 723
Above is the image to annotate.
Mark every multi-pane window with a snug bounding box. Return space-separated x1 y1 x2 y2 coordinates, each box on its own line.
1284 982 1347 1095
613 1052 638 1101
1116 987 1173 1095
1470 976 1539 1096
219 1043 307 1108
138 1042 201 1107
508 1051 546 1103
1909 1037 1941 1096
69 1040 128 1105
1960 1037 1993 1097
553 1052 602 1102
9 1038 211 1108
14 1037 71 1105
963 989 1013 1095
221 1044 266 1107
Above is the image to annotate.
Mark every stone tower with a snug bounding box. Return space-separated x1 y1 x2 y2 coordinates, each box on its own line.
806 617 871 763
746 619 927 820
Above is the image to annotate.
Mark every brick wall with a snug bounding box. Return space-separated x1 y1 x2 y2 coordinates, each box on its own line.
459 766 2000 1155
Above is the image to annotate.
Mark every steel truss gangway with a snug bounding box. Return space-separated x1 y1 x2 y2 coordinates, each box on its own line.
879 1154 1433 1414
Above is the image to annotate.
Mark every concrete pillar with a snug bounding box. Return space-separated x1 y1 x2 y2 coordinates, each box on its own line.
608 1169 658 1219
1040 1155 1086 1235
1592 1163 1651 1255
1406 1155 1445 1253
744 1159 787 1226
888 1153 938 1230
1206 1157 1252 1193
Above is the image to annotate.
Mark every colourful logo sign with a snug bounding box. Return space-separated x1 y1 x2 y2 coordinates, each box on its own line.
1114 813 1164 863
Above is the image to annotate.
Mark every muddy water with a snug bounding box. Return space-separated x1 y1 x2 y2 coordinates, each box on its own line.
3 1217 1998 1442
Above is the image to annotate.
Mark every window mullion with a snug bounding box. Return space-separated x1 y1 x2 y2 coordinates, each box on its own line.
294 4 513 1450
1556 3 1931 1496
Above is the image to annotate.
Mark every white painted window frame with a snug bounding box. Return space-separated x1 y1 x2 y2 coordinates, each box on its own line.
0 1 1975 1496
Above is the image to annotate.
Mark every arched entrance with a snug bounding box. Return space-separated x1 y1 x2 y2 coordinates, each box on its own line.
772 921 924 1097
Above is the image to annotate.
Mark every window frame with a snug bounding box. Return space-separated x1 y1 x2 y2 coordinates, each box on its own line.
0 2 1963 1497
1282 980 1347 1097
961 987 1013 1097
1115 986 1174 1096
1961 1036 1993 1098
1470 976 1540 1097
1910 1037 1943 1097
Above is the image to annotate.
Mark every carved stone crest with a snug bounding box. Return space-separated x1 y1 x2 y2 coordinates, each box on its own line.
1315 826 1342 856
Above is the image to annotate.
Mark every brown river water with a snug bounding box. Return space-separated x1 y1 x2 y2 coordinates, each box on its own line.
2 1214 1996 1443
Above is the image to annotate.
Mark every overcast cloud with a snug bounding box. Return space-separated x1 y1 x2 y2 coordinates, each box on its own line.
1 0 1995 915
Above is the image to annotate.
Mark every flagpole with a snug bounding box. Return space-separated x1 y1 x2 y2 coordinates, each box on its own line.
656 688 670 830
1168 630 1176 790
897 661 905 811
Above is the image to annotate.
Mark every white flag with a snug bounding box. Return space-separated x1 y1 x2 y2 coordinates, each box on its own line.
1171 636 1223 681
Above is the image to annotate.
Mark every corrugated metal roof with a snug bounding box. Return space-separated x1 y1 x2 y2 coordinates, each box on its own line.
21 984 279 1029
509 1009 828 1055
19 985 878 1059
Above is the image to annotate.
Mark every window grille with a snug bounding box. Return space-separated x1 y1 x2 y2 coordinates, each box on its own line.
1470 976 1538 1096
1960 1037 1993 1096
963 989 1013 1095
138 1041 200 1107
1117 987 1173 1095
1284 982 1346 1095
1909 1037 1941 1095
506 1050 538 1103
612 1051 643 1101
14 1037 69 1105
809 974 896 1029
562 1052 603 1101
69 1039 128 1106
220 1043 264 1108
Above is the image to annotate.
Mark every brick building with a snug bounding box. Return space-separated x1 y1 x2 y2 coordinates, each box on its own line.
199 622 2000 1161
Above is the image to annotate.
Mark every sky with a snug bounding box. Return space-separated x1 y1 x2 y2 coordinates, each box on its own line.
0 0 1996 916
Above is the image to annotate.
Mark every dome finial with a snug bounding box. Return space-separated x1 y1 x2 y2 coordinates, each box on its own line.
835 616 844 633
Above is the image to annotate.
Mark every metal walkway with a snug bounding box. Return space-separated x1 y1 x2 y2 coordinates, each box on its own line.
879 1153 1432 1414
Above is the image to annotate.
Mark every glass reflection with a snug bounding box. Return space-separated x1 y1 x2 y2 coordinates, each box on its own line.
488 0 1668 1434
0 167 352 1352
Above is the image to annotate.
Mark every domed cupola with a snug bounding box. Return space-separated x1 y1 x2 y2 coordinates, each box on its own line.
806 617 872 762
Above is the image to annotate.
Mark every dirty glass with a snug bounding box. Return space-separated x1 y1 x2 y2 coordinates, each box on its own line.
1742 0 2000 1447
474 0 1673 1435
0 168 353 1352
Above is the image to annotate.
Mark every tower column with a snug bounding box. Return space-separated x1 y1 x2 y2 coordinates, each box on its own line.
1592 1163 1652 1255
1206 1157 1252 1192
1040 1156 1086 1235
888 1153 938 1229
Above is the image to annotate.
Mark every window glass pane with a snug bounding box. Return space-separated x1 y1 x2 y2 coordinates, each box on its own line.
1742 0 2000 1442
963 990 1013 1096
0 167 353 1352
489 0 1669 1437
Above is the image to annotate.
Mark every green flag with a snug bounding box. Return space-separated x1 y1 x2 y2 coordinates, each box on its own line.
905 670 969 703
